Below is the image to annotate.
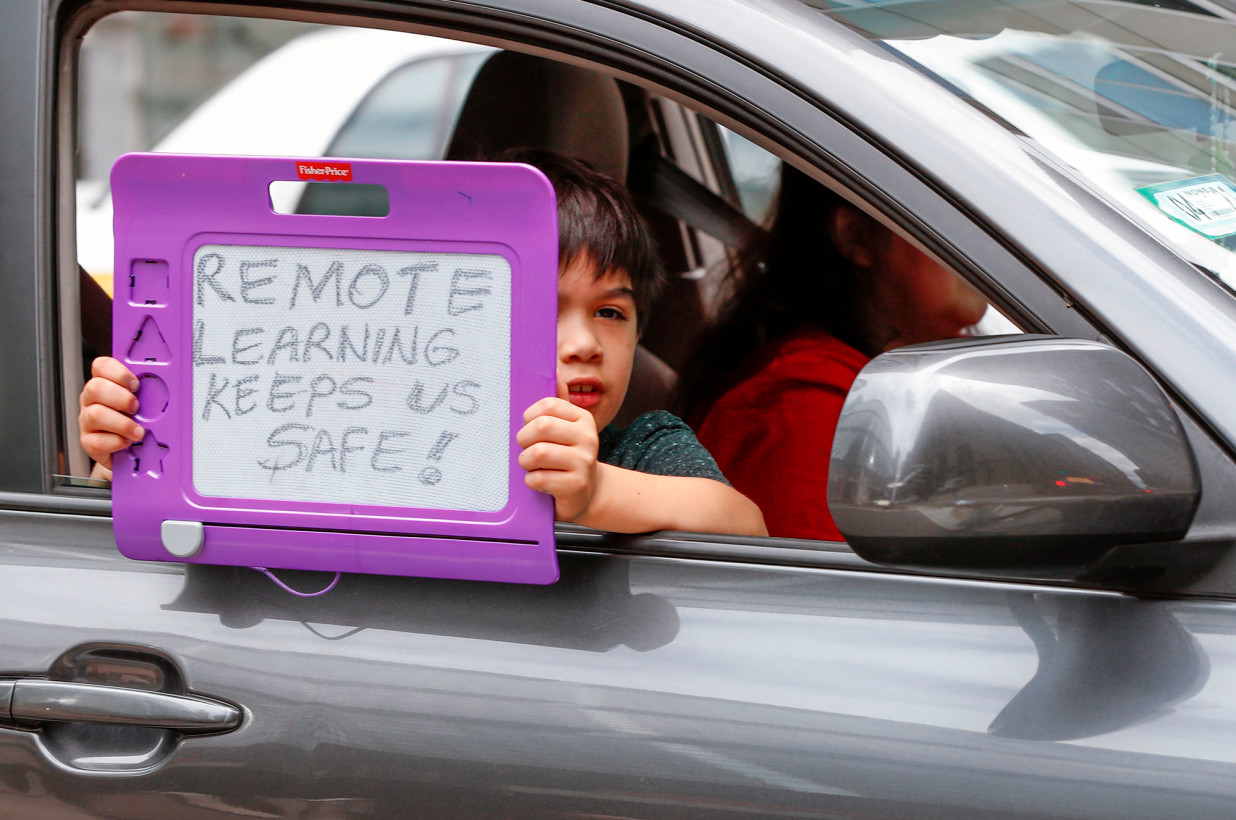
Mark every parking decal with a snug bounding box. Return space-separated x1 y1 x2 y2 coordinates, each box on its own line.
1138 173 1236 238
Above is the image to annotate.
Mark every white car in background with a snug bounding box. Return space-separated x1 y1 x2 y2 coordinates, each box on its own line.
76 26 491 294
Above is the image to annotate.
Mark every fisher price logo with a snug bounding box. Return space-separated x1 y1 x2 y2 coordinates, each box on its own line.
296 161 353 182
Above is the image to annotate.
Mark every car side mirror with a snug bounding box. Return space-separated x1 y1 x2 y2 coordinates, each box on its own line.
827 336 1200 572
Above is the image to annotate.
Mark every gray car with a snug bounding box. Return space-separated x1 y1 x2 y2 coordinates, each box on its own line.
6 0 1236 817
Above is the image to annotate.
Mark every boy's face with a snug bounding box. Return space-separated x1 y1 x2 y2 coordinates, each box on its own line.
556 258 638 431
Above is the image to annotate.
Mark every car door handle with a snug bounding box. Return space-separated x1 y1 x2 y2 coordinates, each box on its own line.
0 678 240 733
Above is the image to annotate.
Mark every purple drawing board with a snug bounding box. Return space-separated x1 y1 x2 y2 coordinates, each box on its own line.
110 153 558 584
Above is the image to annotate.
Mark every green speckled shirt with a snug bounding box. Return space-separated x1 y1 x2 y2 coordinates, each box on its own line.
597 410 729 484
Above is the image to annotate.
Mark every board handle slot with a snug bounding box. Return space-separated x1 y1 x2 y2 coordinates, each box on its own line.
269 180 390 218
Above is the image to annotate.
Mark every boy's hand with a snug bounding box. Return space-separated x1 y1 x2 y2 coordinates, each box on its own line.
517 396 602 522
79 356 144 477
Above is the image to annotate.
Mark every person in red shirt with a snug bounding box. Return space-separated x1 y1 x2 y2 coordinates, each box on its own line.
678 167 988 541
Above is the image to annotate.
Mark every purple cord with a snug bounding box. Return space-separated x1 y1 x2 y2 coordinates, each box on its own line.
252 567 341 597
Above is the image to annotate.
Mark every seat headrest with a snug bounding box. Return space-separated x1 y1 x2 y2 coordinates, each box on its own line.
446 51 629 183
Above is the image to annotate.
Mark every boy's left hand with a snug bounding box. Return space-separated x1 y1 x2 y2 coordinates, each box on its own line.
517 396 602 522
79 356 144 480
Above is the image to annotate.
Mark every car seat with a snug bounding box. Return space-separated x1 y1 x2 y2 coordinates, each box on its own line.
445 50 675 428
446 50 630 185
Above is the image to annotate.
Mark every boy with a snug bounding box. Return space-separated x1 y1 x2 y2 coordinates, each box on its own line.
79 149 766 536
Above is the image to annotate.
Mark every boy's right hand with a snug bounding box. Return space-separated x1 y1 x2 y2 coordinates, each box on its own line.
517 396 602 523
78 356 144 479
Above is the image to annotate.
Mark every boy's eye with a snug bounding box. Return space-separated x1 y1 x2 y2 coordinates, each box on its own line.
595 306 628 321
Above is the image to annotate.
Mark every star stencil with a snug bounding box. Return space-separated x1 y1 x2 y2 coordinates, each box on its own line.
127 428 170 477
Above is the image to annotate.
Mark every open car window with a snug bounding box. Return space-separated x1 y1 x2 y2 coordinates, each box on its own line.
68 9 1019 545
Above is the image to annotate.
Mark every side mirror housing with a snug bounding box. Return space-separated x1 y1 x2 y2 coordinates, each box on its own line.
827 336 1200 571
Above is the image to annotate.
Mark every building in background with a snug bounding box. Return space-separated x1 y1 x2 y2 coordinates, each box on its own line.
77 12 314 184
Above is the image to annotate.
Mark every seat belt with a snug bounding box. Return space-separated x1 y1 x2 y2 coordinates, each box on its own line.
629 150 765 249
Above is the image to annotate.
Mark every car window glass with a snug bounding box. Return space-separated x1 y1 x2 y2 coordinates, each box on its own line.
804 0 1236 291
717 126 781 224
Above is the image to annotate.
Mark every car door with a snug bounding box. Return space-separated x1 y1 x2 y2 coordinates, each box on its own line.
6 0 1236 818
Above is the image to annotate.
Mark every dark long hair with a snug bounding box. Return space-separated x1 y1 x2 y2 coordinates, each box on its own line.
676 165 867 424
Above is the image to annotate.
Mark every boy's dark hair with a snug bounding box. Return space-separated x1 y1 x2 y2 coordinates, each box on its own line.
495 147 665 331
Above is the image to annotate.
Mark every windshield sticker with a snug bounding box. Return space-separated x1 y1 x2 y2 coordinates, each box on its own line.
1137 174 1236 239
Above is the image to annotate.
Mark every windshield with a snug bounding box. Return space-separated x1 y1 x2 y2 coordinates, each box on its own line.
806 0 1236 287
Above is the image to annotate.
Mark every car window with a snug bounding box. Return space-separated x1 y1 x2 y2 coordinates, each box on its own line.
804 0 1236 290
717 126 782 224
66 7 1018 547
